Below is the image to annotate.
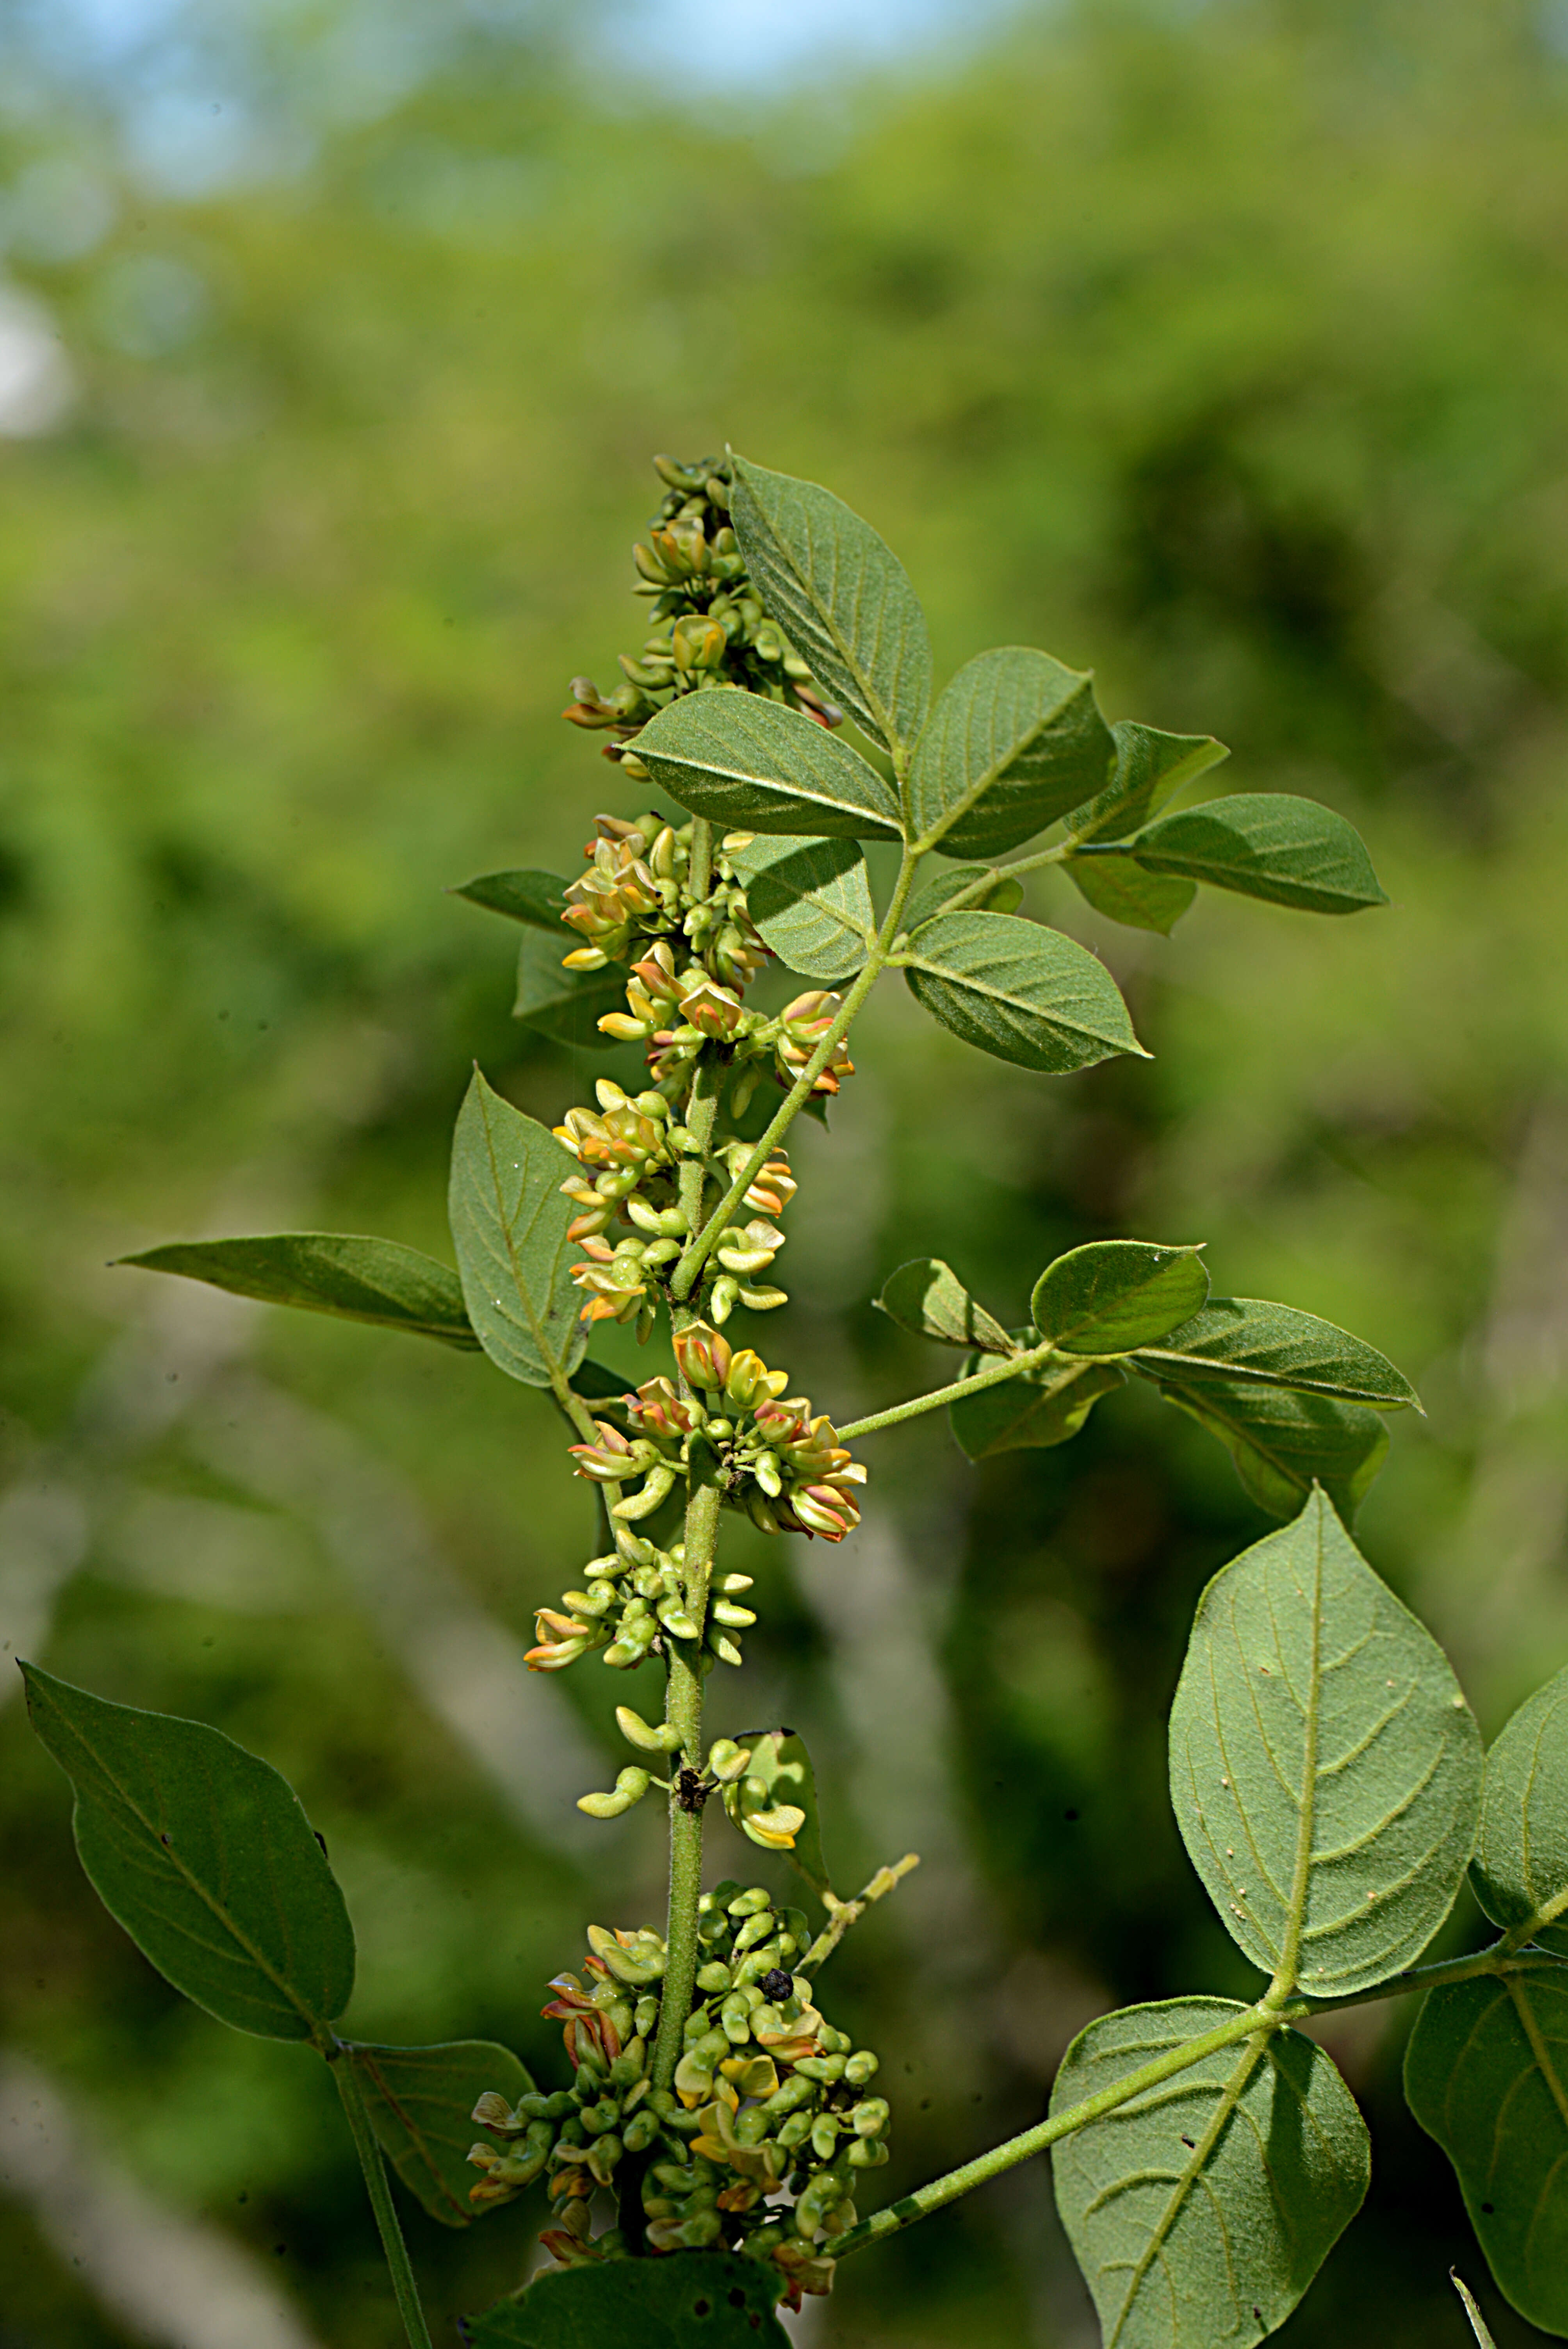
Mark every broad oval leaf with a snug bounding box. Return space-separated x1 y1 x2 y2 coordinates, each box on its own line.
633 689 902 841
452 870 571 929
1469 1663 1568 1958
907 646 1114 859
875 1256 1014 1353
512 929 623 1049
1066 850 1197 936
730 453 932 757
722 1728 831 1896
724 832 873 982
902 910 1147 1074
346 2039 535 2228
22 1663 354 2041
1032 1240 1210 1355
949 1350 1125 1460
1126 793 1388 915
1132 1297 1419 1410
1168 1488 1483 1996
904 864 1023 930
120 1233 479 1351
463 2247 790 2346
1067 720 1231 844
449 1071 588 1390
1051 1996 1368 2349
1155 1379 1390 1523
1406 1974 1568 2337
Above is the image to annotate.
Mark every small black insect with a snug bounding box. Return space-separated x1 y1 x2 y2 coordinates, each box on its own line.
675 1766 711 1814
760 1967 793 2001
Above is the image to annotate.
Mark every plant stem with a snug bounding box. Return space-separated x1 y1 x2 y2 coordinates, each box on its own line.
332 2053 435 2349
652 1472 723 2095
837 1343 1080 1441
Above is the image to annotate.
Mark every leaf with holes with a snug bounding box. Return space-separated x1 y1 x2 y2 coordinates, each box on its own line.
730 453 932 756
902 910 1146 1074
724 832 873 982
1066 720 1231 844
1124 794 1387 916
461 2247 790 2346
121 1233 479 1350
346 2040 535 2228
907 646 1114 858
1131 1298 1419 1410
1406 1973 1568 2337
21 1664 354 2042
1155 1379 1390 1522
949 1350 1125 1460
1168 1489 1482 1996
633 690 902 840
1066 850 1197 936
449 1070 588 1389
875 1256 1014 1354
512 929 624 1049
451 870 572 929
1051 1996 1368 2349
1032 1240 1210 1355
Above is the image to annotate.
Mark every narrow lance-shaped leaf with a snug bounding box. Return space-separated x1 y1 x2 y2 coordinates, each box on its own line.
901 909 1147 1074
906 645 1114 858
1051 1996 1369 2349
949 1347 1125 1460
1032 1239 1210 1355
463 2249 791 2348
345 2039 535 2228
21 1663 355 2042
451 870 572 929
1451 2274 1499 2349
1066 719 1230 844
730 452 932 757
449 1070 588 1390
875 1256 1014 1354
1156 1378 1390 1524
1131 1297 1419 1410
724 832 873 983
1120 793 1388 916
633 689 902 840
513 927 624 1050
1066 851 1196 936
722 1728 832 1898
120 1233 480 1350
1406 1975 1568 2337
1167 1488 1483 1997
1468 1660 1568 1957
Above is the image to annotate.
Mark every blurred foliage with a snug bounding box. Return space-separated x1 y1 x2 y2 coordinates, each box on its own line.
4 1 1568 2342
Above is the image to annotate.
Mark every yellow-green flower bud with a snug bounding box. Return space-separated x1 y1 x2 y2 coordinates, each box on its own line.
576 1766 651 1820
615 1705 683 1754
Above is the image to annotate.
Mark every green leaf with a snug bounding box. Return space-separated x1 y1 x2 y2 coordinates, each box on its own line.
949 1349 1125 1460
1451 2274 1499 2349
901 910 1147 1074
724 832 873 982
906 646 1114 859
120 1233 480 1351
1124 793 1388 916
346 2039 535 2228
451 870 572 929
875 1256 1014 1353
1131 1297 1419 1410
1406 1974 1568 2337
448 1070 588 1390
905 864 1023 929
730 453 932 757
463 2249 789 2347
21 1663 354 2042
512 929 624 1050
1051 1996 1368 2349
1067 719 1230 844
633 689 902 841
1031 1240 1210 1355
1065 851 1197 936
722 1728 832 1898
1469 1661 1568 1958
1168 1488 1483 1996
1155 1379 1390 1522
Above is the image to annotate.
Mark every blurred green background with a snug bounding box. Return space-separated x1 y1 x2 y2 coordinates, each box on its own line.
4 1 1568 2341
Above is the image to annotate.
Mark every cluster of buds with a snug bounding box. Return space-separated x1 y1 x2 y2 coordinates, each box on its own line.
523 1526 755 1679
467 1889 890 2307
561 812 766 993
599 943 854 1124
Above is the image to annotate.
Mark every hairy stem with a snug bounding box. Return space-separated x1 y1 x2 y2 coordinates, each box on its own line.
652 1474 723 2095
332 2054 435 2349
837 1343 1083 1441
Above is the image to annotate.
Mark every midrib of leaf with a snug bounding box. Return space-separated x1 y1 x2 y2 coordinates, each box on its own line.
919 701 1039 846
1273 1504 1326 1999
1139 1343 1379 1402
350 2049 461 2217
1506 1978 1568 2134
1104 2036 1268 2347
768 502 900 755
901 945 1124 1047
475 1087 573 1399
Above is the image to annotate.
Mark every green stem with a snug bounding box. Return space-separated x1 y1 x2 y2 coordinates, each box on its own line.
332 2053 435 2349
837 1342 1082 1441
677 1051 723 1262
688 813 715 904
652 1474 723 2095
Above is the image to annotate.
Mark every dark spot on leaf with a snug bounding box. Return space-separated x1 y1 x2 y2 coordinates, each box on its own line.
693 2298 711 2317
314 1829 329 1857
729 2288 747 2308
1064 1808 1079 1821
160 1833 171 1846
1180 2135 1194 2148
750 2319 761 2333
1482 2201 1495 2213
1253 2311 1262 2325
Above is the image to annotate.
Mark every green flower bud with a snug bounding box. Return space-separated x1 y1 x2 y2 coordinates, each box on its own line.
615 1705 683 1754
622 2105 660 2154
577 1766 651 1820
844 2050 880 2089
707 1738 752 1783
848 2137 890 2169
696 1959 732 1994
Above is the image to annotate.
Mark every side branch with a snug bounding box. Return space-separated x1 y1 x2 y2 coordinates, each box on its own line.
838 1344 1085 1442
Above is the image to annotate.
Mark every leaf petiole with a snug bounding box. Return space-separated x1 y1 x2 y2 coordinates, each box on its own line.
332 2050 436 2349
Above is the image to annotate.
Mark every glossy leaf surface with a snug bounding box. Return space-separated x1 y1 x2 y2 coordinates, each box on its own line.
1132 1298 1418 1409
1155 1379 1390 1522
1031 1240 1210 1355
121 1233 479 1350
1469 1662 1568 1957
1066 850 1196 935
725 832 873 981
876 1256 1014 1353
22 1664 354 2041
1067 720 1230 844
451 869 571 929
634 689 902 839
463 2248 789 2346
730 453 932 755
1168 1489 1482 1996
907 645 1114 857
449 1071 588 1389
512 929 623 1049
347 2039 534 2228
1127 793 1388 915
949 1351 1125 1460
902 909 1146 1073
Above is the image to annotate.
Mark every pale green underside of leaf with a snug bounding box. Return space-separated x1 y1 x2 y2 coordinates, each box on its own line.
948 1350 1125 1459
1405 1974 1568 2337
463 2247 790 2346
634 686 903 840
1067 852 1197 935
121 1233 480 1349
22 1664 354 2041
723 1728 832 1898
1067 720 1231 845
452 869 572 929
1124 793 1388 916
1032 1240 1210 1355
904 864 1023 929
346 2039 535 2228
512 927 624 1049
902 909 1146 1074
1155 1379 1390 1523
1051 1996 1368 2349
449 1071 588 1390
907 644 1114 859
875 1255 1014 1353
730 452 932 757
1470 1661 1568 1959
1132 1298 1419 1410
725 832 873 982
1169 1490 1482 1996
